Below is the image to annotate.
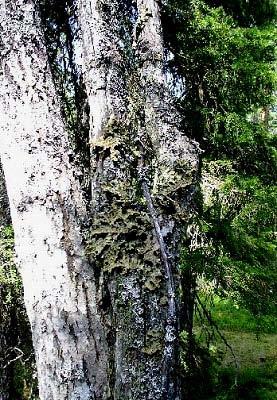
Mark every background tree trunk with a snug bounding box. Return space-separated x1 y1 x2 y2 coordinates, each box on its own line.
0 1 108 399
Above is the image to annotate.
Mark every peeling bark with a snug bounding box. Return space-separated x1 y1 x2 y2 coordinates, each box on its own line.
0 1 108 399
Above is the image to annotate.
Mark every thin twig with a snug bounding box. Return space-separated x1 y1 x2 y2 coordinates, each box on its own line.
3 347 24 369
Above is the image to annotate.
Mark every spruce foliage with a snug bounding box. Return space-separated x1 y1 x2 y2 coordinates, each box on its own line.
163 0 276 316
163 0 276 397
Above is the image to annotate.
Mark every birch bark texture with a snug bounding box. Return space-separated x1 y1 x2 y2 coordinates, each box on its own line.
78 1 199 399
77 2 166 398
0 1 108 399
0 0 199 398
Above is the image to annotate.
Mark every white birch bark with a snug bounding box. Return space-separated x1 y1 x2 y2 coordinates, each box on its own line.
0 1 108 399
78 0 128 209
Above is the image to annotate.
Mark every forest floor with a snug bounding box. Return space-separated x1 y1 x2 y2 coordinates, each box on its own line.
216 331 277 400
194 297 277 400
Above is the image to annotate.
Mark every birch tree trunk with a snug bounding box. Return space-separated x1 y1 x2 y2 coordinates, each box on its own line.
78 1 199 398
0 0 199 398
0 1 108 399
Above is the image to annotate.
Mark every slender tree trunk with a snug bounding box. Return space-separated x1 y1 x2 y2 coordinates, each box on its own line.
0 1 108 399
78 1 199 398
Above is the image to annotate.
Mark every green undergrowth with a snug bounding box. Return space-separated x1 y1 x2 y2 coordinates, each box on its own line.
0 225 37 399
208 296 277 334
190 296 277 399
211 362 277 400
212 331 277 400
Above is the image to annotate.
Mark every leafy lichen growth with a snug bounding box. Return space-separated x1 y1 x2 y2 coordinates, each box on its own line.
142 329 163 355
87 205 161 280
143 270 163 291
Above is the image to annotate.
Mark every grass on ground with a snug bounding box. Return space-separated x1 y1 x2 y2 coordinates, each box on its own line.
193 296 277 400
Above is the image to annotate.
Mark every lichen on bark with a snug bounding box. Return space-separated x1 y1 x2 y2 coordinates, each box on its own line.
0 0 199 398
78 1 199 398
